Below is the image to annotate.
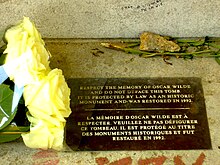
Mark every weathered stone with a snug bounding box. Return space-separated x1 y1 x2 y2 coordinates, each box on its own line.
139 32 180 52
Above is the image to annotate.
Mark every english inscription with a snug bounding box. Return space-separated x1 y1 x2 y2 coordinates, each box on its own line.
66 78 211 150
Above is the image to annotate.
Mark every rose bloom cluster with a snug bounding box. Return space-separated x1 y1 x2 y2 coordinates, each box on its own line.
3 17 71 150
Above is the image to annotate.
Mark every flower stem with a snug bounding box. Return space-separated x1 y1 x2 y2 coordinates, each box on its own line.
101 43 220 58
0 132 25 135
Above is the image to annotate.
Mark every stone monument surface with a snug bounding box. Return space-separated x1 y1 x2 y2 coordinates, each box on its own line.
0 0 220 164
0 0 220 38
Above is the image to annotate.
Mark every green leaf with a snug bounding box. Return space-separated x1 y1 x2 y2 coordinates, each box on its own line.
0 84 17 130
0 124 29 143
0 53 6 65
0 133 21 143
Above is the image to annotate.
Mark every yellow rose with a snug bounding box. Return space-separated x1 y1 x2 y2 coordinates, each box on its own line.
3 17 72 150
21 114 65 150
24 68 71 119
22 68 71 150
3 17 51 86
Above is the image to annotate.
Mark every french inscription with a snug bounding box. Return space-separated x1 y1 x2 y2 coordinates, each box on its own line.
66 78 211 150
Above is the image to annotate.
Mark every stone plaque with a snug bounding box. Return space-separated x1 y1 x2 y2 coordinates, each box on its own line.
65 78 211 150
